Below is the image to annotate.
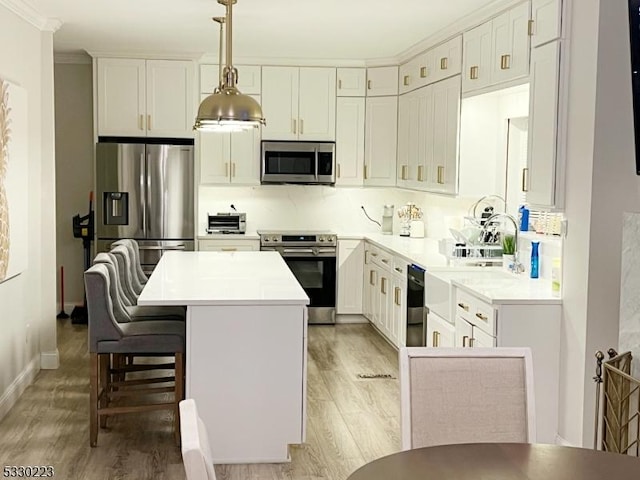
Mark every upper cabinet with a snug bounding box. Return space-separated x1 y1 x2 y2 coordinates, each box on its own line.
430 36 463 84
490 2 531 85
336 97 365 186
337 68 367 97
261 66 336 141
530 0 563 48
97 58 195 138
462 2 531 94
200 64 261 95
366 66 399 97
364 96 398 186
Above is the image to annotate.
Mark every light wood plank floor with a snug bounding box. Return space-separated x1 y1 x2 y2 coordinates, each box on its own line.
0 320 401 480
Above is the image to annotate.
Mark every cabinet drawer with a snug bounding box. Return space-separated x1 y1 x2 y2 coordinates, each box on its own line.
455 289 497 336
392 256 408 277
370 246 392 270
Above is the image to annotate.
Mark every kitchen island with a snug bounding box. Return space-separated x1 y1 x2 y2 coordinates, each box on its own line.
138 251 309 463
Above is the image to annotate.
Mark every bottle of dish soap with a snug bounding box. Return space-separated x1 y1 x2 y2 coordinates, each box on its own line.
530 241 540 279
519 205 530 232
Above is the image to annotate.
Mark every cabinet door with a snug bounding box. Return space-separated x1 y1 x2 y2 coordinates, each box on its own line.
379 273 391 335
472 326 497 347
432 36 463 84
337 68 366 97
336 97 365 186
531 0 563 48
415 85 433 189
97 58 146 136
363 263 376 321
199 131 231 184
397 91 421 188
364 96 398 186
337 240 364 314
455 316 474 347
298 67 336 141
415 50 435 89
366 66 399 96
429 76 460 194
491 2 531 85
230 127 261 185
526 41 560 207
391 275 407 347
146 60 195 138
462 22 493 93
399 57 420 95
261 66 299 140
426 311 455 347
200 65 261 95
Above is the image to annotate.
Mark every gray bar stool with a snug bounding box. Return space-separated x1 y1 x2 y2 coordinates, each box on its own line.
85 263 185 447
110 245 144 300
93 252 185 321
112 239 148 286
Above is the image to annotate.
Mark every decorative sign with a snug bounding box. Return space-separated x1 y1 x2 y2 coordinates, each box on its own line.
0 78 28 283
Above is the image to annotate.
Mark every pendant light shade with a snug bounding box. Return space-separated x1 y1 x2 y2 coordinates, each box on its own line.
194 0 265 131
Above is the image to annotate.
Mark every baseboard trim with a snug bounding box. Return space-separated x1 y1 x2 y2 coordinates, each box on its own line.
0 355 40 421
336 314 368 324
40 349 60 370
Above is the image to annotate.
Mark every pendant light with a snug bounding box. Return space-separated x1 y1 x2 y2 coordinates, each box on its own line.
194 0 266 132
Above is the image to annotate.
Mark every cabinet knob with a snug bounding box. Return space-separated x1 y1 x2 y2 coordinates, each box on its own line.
403 75 410 86
500 54 511 70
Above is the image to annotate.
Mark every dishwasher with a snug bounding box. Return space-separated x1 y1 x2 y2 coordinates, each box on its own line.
406 264 427 346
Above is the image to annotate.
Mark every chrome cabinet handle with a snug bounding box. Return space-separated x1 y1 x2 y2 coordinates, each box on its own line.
138 245 186 251
457 302 469 311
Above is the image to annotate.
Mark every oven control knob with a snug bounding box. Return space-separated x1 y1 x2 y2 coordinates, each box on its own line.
271 236 278 242
319 236 325 242
264 238 270 242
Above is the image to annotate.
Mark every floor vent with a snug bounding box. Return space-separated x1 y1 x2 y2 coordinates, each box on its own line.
356 373 396 380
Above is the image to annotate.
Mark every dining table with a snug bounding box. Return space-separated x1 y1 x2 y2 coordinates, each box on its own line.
347 443 640 479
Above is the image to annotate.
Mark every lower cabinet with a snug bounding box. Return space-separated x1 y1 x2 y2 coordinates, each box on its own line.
337 240 364 314
198 238 260 251
453 286 561 444
426 311 455 347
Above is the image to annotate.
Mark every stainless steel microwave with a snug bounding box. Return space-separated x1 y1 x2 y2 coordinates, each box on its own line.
261 141 335 185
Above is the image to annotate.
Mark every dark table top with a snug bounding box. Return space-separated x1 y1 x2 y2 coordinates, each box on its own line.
347 443 640 480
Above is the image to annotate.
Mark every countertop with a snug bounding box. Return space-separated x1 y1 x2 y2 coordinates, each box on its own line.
197 231 260 240
138 251 309 306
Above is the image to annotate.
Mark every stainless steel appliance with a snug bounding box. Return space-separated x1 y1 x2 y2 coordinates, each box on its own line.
407 264 427 346
206 213 246 234
261 141 335 185
96 138 195 274
259 230 336 324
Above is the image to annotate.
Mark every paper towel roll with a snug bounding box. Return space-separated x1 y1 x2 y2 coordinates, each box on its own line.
410 220 425 238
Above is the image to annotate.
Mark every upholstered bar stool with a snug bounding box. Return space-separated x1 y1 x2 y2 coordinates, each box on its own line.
110 245 144 302
93 252 185 321
111 239 147 286
84 263 185 447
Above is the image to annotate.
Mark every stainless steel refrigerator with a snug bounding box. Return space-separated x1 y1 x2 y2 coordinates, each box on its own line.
96 139 194 274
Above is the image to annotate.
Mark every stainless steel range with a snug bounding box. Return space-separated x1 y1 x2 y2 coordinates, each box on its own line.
259 231 337 324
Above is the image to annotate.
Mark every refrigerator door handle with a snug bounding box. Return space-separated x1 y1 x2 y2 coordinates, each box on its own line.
140 152 146 234
138 245 186 251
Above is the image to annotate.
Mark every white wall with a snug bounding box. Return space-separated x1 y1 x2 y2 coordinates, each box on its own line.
198 185 473 238
559 0 640 446
0 5 58 420
54 62 94 306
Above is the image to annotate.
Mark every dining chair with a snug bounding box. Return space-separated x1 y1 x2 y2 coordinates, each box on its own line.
111 239 148 286
84 263 186 447
399 347 536 450
179 399 217 480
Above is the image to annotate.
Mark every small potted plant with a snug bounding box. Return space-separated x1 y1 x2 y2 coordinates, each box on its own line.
502 234 516 272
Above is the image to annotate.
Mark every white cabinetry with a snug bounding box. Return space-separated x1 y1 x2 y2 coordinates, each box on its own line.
491 2 531 85
526 41 560 207
337 68 367 97
198 238 260 251
337 240 364 314
364 96 398 186
462 22 493 93
453 286 561 443
426 312 455 348
397 91 421 188
200 64 261 95
336 97 365 186
431 36 463 84
530 0 563 47
428 76 461 194
261 66 336 141
97 58 195 138
366 66 399 97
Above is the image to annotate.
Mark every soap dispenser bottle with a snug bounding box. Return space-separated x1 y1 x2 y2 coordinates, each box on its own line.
530 241 540 279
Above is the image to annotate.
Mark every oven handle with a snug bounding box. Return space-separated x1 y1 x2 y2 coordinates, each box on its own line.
314 148 318 180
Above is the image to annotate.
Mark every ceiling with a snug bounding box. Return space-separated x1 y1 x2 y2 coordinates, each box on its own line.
29 0 503 62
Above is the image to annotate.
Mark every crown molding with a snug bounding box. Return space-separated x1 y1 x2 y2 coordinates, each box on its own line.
0 0 60 31
54 52 92 65
396 0 523 63
85 50 203 60
198 54 367 68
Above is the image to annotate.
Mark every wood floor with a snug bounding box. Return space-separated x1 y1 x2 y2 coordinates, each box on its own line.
0 320 401 480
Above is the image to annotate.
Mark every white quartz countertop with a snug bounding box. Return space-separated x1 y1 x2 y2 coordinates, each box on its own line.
138 251 310 306
427 269 562 305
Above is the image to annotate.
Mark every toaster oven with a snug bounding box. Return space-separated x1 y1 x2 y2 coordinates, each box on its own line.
206 213 246 234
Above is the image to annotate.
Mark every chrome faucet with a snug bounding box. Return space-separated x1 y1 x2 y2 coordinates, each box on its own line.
482 213 525 274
